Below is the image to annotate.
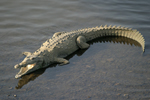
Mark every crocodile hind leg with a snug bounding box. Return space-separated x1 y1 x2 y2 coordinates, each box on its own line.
76 36 90 49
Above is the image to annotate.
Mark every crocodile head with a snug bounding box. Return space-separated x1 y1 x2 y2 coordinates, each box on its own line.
14 52 43 79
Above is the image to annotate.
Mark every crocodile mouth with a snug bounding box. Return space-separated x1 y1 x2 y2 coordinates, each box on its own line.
15 63 36 79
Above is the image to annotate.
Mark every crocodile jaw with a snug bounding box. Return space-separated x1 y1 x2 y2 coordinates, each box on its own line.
15 63 36 79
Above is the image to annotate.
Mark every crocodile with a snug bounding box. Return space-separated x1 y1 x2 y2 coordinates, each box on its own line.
14 25 145 78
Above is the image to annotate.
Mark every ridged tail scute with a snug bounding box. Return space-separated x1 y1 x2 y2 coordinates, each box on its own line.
84 25 145 52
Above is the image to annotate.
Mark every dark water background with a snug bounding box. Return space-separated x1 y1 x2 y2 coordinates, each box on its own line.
0 0 150 100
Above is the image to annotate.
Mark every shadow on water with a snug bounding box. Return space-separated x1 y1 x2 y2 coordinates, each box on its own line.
15 36 141 89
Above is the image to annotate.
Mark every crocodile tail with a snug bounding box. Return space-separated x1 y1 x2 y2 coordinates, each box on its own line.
84 25 145 52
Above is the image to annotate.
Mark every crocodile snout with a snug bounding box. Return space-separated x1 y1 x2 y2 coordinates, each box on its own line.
14 64 19 69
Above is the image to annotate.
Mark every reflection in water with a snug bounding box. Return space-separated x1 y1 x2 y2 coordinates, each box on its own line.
88 36 141 47
15 68 46 89
16 36 141 89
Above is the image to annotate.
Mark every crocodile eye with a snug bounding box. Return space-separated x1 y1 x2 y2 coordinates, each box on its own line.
30 57 35 60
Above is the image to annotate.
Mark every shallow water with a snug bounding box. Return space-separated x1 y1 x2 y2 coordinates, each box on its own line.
0 0 150 100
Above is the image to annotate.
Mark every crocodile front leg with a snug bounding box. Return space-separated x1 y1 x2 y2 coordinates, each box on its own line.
76 36 90 49
55 57 69 66
52 32 65 38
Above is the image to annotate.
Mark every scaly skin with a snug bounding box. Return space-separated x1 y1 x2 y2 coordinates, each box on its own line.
14 25 145 78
